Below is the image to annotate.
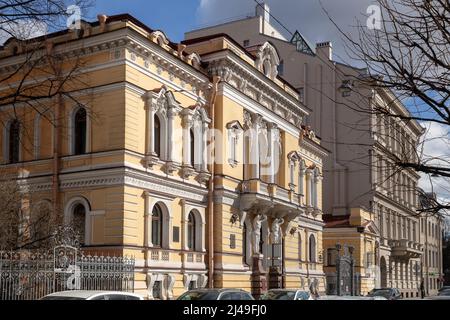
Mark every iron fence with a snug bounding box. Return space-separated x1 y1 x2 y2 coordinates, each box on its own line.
0 245 135 300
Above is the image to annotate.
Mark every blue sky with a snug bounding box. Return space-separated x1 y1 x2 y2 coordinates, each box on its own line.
86 0 201 42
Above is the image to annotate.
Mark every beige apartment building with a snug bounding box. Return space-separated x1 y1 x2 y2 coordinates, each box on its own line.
185 3 432 297
419 192 445 296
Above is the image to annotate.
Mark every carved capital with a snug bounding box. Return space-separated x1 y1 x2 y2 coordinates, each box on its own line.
181 165 195 179
165 161 180 175
196 171 211 185
146 154 160 169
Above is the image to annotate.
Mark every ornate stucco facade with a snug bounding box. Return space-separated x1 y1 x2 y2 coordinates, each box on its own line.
0 14 327 299
185 3 427 298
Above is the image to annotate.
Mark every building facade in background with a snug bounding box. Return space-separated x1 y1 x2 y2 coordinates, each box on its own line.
0 14 326 298
419 192 445 296
186 3 432 298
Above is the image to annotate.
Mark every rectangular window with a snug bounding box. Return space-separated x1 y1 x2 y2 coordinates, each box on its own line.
230 234 236 249
153 281 162 299
243 40 250 47
173 226 180 243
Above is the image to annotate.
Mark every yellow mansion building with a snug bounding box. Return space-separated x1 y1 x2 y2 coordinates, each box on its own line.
0 14 328 298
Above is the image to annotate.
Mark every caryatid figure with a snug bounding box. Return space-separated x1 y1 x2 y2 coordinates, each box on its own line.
251 213 267 255
270 217 285 244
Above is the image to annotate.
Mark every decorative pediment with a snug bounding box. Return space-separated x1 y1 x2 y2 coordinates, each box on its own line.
255 42 280 80
187 52 202 69
363 220 380 235
149 30 170 48
226 120 244 132
144 85 180 114
287 151 301 162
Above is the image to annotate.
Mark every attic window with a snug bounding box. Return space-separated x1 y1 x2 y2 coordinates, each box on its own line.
290 31 314 55
243 40 250 47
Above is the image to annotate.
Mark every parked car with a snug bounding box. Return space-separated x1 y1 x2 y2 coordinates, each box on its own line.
438 286 450 292
318 295 387 300
260 289 313 300
425 289 450 300
177 289 254 300
367 288 402 300
41 290 144 300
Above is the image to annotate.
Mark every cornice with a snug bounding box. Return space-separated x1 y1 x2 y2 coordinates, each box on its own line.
0 28 211 103
299 138 328 164
220 83 301 138
22 166 208 203
202 50 308 121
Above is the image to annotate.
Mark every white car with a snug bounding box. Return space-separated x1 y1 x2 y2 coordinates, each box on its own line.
260 289 313 300
41 290 144 300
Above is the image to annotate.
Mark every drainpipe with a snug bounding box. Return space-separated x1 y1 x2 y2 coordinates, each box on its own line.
207 76 221 288
52 93 62 221
46 41 61 222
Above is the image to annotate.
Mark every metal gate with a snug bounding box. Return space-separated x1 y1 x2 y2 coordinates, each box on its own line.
326 244 360 296
0 245 135 300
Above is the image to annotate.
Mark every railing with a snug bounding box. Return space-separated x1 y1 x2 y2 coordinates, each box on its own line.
150 249 171 262
183 251 205 265
0 246 135 300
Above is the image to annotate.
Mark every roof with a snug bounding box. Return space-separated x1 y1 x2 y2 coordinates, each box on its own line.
322 214 351 228
182 33 304 98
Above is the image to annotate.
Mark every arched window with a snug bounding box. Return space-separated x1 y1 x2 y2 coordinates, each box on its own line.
154 114 161 157
152 204 163 247
190 128 195 167
187 211 196 251
73 203 86 245
74 108 87 155
8 120 20 163
309 234 316 263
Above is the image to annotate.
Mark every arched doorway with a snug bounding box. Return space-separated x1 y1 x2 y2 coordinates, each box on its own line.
380 256 388 288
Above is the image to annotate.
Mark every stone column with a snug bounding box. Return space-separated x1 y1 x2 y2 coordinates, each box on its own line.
299 162 306 205
201 122 209 172
268 123 279 184
167 106 177 162
250 114 263 180
306 169 313 207
313 170 321 210
144 191 152 247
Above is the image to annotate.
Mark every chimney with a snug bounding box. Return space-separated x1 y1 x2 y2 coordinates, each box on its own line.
256 2 270 23
316 41 333 61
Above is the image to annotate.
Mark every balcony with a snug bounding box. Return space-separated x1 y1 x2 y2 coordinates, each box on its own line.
147 249 206 269
389 239 422 259
182 251 206 269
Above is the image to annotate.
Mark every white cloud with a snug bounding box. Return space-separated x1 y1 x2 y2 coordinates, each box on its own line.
418 122 450 206
195 0 379 64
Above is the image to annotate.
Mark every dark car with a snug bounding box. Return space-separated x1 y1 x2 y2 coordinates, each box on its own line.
438 286 450 292
177 289 254 300
425 289 450 300
367 288 402 300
